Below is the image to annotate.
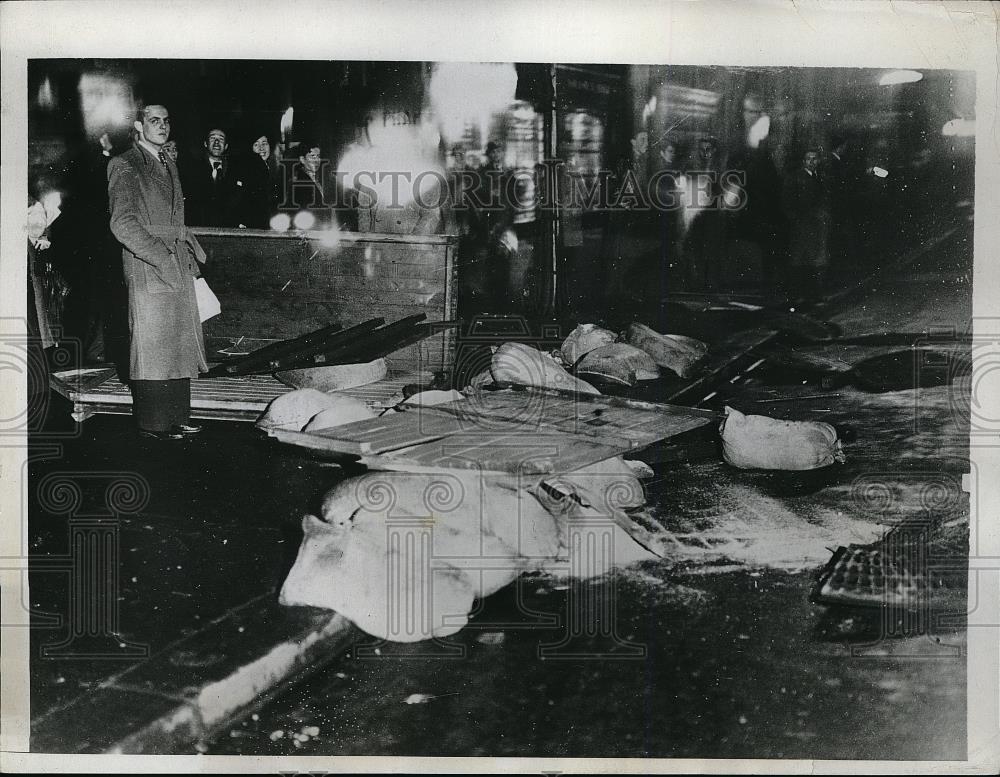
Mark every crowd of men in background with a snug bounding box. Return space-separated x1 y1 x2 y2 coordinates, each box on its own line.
28 109 883 375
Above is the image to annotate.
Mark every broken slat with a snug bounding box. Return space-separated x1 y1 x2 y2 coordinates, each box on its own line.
203 321 344 377
300 314 429 367
256 318 388 374
205 319 384 377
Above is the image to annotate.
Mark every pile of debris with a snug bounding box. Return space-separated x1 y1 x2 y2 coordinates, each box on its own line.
248 317 850 643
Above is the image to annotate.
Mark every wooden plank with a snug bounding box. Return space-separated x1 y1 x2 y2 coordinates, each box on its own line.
364 432 627 476
419 388 716 444
50 370 425 423
50 367 117 394
274 407 466 455
267 386 715 474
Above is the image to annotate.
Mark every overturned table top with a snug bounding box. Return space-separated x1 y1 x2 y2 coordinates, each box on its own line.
267 385 718 475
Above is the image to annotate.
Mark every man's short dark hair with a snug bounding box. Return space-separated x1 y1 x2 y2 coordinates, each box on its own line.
297 139 321 156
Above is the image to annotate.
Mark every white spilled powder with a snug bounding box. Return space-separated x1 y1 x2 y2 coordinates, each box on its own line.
650 485 883 572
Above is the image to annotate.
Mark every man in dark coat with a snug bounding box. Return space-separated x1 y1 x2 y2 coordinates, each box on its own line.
181 127 241 227
107 103 208 440
288 139 334 229
782 147 831 298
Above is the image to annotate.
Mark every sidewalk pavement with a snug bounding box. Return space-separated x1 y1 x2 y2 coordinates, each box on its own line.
27 415 362 753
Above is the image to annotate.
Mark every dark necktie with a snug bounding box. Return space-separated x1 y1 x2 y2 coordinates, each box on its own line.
212 161 222 181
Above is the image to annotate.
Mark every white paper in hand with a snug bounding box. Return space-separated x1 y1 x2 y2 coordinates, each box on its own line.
194 277 221 322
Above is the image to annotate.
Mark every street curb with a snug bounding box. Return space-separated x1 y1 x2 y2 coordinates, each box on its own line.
30 594 355 754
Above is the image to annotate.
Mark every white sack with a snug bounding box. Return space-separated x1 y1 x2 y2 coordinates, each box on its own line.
491 342 600 395
627 323 707 378
560 323 617 365
720 405 846 471
576 342 660 384
257 388 348 432
302 396 376 431
280 460 655 642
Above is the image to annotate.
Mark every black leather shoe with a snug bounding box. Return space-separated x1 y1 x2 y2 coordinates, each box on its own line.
171 424 203 435
139 428 184 441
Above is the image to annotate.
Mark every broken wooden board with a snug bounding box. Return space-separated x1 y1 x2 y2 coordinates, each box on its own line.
266 385 717 475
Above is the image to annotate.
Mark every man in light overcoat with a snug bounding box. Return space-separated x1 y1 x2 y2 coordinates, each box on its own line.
107 103 208 439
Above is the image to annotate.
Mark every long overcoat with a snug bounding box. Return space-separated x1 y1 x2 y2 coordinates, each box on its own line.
782 167 831 269
107 144 208 380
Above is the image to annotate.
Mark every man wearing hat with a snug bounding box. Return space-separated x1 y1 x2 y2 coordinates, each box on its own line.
107 102 208 440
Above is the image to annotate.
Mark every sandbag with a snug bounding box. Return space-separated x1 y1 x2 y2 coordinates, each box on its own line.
402 389 466 407
627 323 707 378
720 405 845 470
491 342 600 395
279 470 564 642
302 396 376 431
576 342 660 385
560 323 617 366
274 358 387 392
279 461 658 642
257 388 349 432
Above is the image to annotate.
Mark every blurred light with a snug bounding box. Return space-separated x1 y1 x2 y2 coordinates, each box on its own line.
280 107 294 141
37 77 55 110
78 73 133 138
292 210 316 230
941 118 975 137
428 62 517 143
339 121 445 209
879 70 923 86
317 226 341 248
641 96 658 125
660 84 721 120
498 228 519 255
872 166 889 178
269 213 291 231
747 115 770 149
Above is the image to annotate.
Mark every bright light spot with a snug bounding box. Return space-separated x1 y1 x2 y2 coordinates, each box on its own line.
78 73 133 138
428 62 518 143
317 226 341 248
878 70 923 86
338 121 445 210
872 166 889 178
280 107 294 140
293 210 316 230
747 115 770 149
37 77 55 110
941 118 975 137
498 229 519 255
269 213 291 231
641 95 658 125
